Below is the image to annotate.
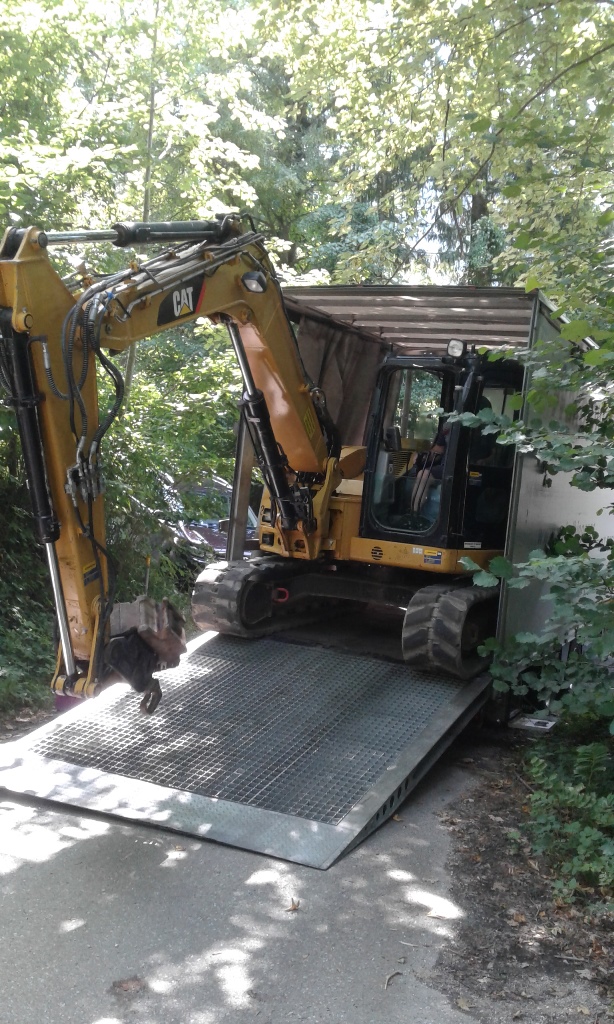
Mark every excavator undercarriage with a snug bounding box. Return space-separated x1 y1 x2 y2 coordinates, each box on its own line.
192 556 500 680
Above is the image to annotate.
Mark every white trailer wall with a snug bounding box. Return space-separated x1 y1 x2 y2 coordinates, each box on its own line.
500 309 608 640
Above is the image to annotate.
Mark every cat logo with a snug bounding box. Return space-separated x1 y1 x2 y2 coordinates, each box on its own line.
157 271 206 326
173 286 194 318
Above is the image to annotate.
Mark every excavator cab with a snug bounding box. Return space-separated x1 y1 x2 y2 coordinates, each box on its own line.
361 348 524 556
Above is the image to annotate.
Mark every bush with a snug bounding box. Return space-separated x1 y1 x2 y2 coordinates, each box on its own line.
471 527 614 730
101 323 241 614
523 717 614 901
0 478 55 712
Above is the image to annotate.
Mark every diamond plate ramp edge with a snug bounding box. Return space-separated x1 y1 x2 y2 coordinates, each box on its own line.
0 637 491 869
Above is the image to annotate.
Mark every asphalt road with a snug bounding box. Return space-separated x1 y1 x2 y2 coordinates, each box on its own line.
0 756 476 1024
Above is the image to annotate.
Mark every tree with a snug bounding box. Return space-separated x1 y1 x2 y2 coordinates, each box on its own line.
2 0 614 715
0 0 287 231
255 0 614 284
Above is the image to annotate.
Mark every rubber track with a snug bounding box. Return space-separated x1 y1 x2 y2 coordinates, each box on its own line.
402 584 498 680
401 586 451 668
191 556 308 638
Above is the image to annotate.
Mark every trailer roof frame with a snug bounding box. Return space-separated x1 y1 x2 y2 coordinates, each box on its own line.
284 284 541 356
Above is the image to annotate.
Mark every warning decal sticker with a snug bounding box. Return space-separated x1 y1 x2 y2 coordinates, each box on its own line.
303 406 318 438
83 561 101 587
424 548 442 565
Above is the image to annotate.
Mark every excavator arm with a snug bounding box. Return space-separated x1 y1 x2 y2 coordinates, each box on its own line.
0 216 341 709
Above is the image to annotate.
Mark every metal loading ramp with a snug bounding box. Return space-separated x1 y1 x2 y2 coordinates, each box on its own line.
0 633 490 868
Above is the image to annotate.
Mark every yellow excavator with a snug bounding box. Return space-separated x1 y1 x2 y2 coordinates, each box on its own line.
0 214 522 711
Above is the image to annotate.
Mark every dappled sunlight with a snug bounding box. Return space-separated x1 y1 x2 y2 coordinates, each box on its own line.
185 629 218 654
387 868 415 882
319 814 467 946
0 664 473 1024
400 886 464 939
160 846 189 869
144 937 265 1012
59 917 86 933
0 800 110 875
0 763 473 1023
217 958 253 1008
404 888 463 921
244 862 302 914
102 856 313 1015
386 869 463 925
118 837 469 1020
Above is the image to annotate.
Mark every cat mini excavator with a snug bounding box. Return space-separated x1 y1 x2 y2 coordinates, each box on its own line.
0 215 523 711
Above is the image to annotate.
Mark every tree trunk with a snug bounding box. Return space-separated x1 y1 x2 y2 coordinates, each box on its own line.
123 0 160 412
468 190 492 287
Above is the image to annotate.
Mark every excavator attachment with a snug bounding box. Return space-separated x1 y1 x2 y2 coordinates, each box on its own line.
106 597 187 713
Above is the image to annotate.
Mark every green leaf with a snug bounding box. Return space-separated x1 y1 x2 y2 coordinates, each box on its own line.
514 231 532 250
597 209 614 227
525 273 540 292
473 570 500 588
488 555 514 580
560 320 592 342
583 348 614 366
470 117 492 132
459 556 483 572
502 184 522 198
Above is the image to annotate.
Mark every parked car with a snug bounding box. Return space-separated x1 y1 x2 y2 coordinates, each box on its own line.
169 475 260 566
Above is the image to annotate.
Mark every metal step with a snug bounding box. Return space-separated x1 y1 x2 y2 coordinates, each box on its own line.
0 632 490 868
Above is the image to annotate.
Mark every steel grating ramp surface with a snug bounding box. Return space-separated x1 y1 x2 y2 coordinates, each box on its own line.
0 632 490 868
